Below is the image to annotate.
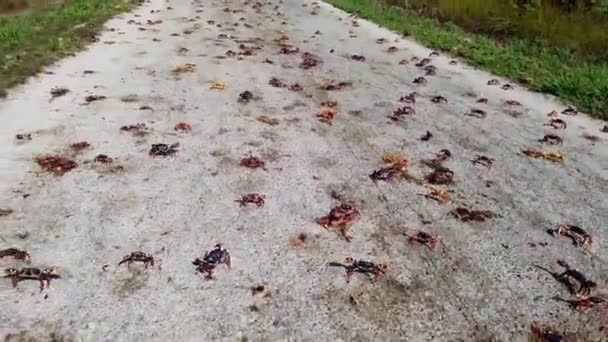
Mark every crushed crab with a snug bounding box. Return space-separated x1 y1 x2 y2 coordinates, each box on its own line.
279 46 299 54
408 230 439 251
472 155 494 170
120 123 149 136
174 122 192 133
530 323 566 342
451 207 494 222
415 58 431 67
317 101 338 125
554 260 597 296
423 187 450 204
210 82 226 90
562 106 578 116
544 118 567 129
300 52 322 69
425 166 454 185
36 155 78 176
370 154 407 182
240 155 266 170
521 149 565 163
235 193 265 208
539 134 562 145
328 258 387 283
548 224 592 248
172 63 196 74
487 79 500 86
316 203 359 242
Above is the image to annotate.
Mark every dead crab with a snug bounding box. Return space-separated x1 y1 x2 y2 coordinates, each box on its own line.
118 251 155 269
94 154 113 164
0 248 31 261
398 92 416 103
563 296 606 312
149 143 179 157
407 230 439 251
472 155 494 170
431 95 447 104
413 77 427 85
4 267 60 292
235 193 265 207
423 187 450 204
193 244 231 279
426 166 454 185
317 203 360 242
539 134 563 145
530 323 568 342
369 163 406 182
549 224 592 248
545 119 567 130
328 258 387 283
240 155 266 170
467 108 487 119
555 260 597 296
451 207 494 222
390 106 415 120
36 155 78 176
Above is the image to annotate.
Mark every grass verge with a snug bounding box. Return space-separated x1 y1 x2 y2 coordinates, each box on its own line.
325 0 608 121
0 0 139 97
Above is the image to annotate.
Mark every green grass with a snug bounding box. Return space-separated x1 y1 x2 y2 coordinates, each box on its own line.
326 0 608 121
0 0 138 97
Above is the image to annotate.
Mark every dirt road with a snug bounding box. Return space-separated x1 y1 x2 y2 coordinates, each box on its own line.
1 0 607 341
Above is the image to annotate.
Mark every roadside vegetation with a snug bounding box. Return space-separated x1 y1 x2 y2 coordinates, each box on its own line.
325 0 608 120
0 0 138 97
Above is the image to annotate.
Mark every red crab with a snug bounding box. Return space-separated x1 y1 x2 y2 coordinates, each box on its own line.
269 77 287 88
174 122 192 133
70 141 91 151
407 230 439 251
300 52 322 69
36 155 78 176
240 155 266 170
235 193 265 207
317 203 360 242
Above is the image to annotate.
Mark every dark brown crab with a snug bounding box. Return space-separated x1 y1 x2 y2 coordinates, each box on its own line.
420 131 433 141
539 134 563 145
561 106 578 116
300 52 322 69
601 125 608 133
387 46 398 53
149 143 179 157
487 79 500 86
413 77 427 85
317 203 360 242
3 267 60 292
431 95 447 104
398 92 417 103
545 119 567 129
426 166 454 185
472 155 494 170
328 258 387 283
476 98 488 104
549 224 592 249
240 155 266 170
94 154 113 164
501 84 514 90
415 58 431 67
350 54 366 62
467 108 487 119
407 230 439 251
193 244 231 279
279 46 299 54
424 65 437 76
69 141 91 151
269 77 287 88
118 251 155 269
238 91 254 103
504 100 521 106
555 260 597 296
0 248 31 261
390 106 416 120
451 207 494 222
235 193 265 207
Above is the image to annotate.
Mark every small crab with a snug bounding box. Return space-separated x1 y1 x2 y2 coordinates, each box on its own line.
423 187 450 204
174 122 192 133
530 323 568 342
408 230 439 251
539 134 563 145
420 131 433 141
94 154 113 164
317 204 360 242
567 296 606 312
545 119 567 130
449 60 457 65
350 54 365 61
431 95 447 104
329 258 387 283
472 155 494 170
238 90 254 103
429 51 439 57
415 58 431 67
398 92 416 103
149 143 179 157
426 166 454 185
390 106 415 120
505 100 521 106
193 244 231 279
451 207 494 222
289 83 303 92
555 260 596 296
369 163 406 182
487 79 500 86
398 59 409 65
235 193 265 207
601 125 608 133
268 77 287 88
36 155 78 176
118 251 155 269
4 267 60 292
375 38 387 44
413 77 427 85
467 108 487 119
476 98 488 104
434 149 452 163
561 106 578 116
300 52 322 69
0 248 31 261
501 84 514 90
240 155 266 169
387 46 398 53
549 224 592 248
424 65 437 76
